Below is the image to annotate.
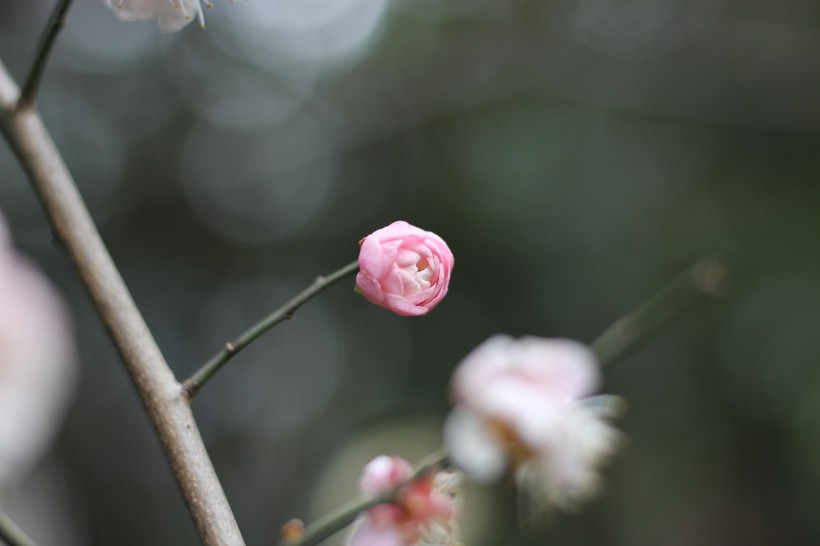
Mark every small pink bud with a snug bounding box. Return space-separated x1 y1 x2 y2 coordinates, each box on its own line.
356 221 453 317
359 455 414 496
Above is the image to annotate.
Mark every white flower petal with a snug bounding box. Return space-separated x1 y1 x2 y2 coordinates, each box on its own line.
104 0 203 32
444 407 507 482
347 518 405 546
451 334 516 400
446 335 621 512
515 337 600 399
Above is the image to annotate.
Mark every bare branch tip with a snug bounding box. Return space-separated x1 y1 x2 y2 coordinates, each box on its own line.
180 380 198 400
692 257 731 297
280 519 305 545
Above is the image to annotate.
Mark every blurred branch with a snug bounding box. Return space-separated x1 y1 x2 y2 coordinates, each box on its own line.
0 60 246 546
0 509 37 546
182 260 359 399
18 0 74 110
280 450 449 546
276 258 727 546
591 257 729 365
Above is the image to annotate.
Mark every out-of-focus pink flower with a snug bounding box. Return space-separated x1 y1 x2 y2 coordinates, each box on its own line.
104 0 210 32
0 212 76 488
347 456 461 546
359 455 415 496
356 221 453 317
444 335 621 511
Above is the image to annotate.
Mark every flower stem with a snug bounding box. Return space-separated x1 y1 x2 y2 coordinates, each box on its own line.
18 0 75 110
590 257 729 366
182 260 360 399
281 450 449 546
0 508 38 546
275 258 727 546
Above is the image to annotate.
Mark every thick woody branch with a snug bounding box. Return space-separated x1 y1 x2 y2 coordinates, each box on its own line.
0 60 244 546
0 509 37 546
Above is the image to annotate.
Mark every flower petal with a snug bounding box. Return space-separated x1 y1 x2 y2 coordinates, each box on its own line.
444 407 507 482
347 518 406 546
360 456 414 496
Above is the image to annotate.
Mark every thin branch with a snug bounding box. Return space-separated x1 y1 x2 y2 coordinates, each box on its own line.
0 60 245 546
182 260 359 399
591 256 729 365
18 0 75 110
0 509 37 546
281 451 449 546
278 258 729 546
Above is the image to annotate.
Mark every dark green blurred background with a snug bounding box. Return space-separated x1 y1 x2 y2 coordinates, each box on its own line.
2 0 820 544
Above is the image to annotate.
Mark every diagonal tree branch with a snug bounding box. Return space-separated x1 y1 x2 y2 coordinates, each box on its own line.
0 60 245 546
0 508 38 546
591 257 729 365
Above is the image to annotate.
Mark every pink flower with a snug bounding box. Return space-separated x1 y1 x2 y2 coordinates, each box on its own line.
347 456 461 546
105 0 210 32
0 212 76 487
356 221 453 317
444 336 621 510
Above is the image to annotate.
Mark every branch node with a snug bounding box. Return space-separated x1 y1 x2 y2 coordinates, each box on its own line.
15 96 35 113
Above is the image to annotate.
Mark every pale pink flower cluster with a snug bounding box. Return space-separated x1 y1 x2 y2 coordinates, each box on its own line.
104 0 211 32
356 221 453 317
348 456 461 546
0 211 76 487
444 336 621 510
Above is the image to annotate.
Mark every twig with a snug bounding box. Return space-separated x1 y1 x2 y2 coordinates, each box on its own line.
279 258 729 546
18 0 74 110
0 60 245 546
0 509 37 546
590 256 729 365
182 260 359 399
281 450 449 546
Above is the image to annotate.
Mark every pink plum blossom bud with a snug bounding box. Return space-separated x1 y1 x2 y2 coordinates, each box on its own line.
444 335 621 511
0 212 76 488
105 0 210 32
360 455 415 496
347 456 461 546
356 221 453 317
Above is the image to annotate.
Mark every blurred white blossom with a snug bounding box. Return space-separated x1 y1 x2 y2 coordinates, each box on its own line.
444 336 621 511
104 0 210 32
0 212 76 488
